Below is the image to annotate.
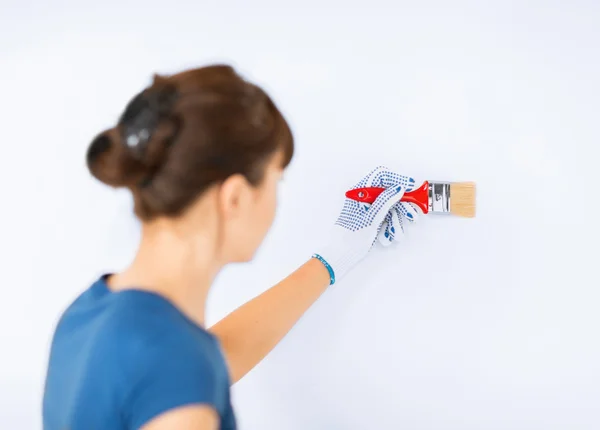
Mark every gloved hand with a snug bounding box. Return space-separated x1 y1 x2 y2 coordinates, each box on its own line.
313 166 418 285
360 167 420 246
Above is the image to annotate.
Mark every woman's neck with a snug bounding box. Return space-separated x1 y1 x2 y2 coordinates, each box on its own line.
107 220 222 328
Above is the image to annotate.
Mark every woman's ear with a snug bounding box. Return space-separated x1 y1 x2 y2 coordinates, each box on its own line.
218 174 250 220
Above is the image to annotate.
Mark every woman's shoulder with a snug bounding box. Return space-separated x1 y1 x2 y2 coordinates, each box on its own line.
46 277 232 429
57 276 223 370
104 291 232 424
111 294 221 365
95 287 221 364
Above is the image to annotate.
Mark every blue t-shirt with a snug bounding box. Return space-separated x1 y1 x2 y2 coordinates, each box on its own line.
43 275 236 429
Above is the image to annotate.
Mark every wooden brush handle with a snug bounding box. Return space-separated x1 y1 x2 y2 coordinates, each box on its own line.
345 181 430 214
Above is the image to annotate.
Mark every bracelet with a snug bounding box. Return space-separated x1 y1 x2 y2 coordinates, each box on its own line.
312 254 335 286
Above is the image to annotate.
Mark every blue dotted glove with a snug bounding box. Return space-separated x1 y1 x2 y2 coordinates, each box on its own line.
313 166 418 284
351 166 419 246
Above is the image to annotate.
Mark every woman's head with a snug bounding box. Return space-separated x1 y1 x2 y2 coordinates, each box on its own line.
87 65 294 263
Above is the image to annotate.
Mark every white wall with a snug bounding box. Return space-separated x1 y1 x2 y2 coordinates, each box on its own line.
1 1 599 428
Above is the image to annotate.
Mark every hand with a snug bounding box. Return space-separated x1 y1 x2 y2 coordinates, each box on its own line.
313 166 418 285
353 166 419 246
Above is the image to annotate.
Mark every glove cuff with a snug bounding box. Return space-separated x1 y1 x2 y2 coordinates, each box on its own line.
312 243 365 285
312 254 336 285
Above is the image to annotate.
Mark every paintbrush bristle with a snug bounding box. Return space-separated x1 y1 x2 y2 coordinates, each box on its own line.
450 182 476 218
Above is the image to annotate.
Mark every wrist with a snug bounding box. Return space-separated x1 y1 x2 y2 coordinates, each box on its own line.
311 254 335 286
313 226 374 285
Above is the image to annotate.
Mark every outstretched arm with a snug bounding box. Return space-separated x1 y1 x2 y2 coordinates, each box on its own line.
209 258 330 383
210 166 417 384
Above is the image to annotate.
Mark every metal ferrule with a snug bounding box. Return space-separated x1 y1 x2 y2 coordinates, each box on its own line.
428 181 451 214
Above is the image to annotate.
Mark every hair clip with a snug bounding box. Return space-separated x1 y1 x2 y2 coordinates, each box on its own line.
119 84 178 157
125 129 150 148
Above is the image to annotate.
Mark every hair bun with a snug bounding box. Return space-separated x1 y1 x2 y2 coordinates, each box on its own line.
86 127 150 188
86 81 180 189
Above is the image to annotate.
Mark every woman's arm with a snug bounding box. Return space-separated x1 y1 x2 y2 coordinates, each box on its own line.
211 166 416 384
209 258 330 383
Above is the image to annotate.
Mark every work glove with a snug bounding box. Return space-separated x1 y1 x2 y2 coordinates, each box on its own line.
313 166 418 285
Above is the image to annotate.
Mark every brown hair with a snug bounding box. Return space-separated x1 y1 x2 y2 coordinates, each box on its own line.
86 65 294 220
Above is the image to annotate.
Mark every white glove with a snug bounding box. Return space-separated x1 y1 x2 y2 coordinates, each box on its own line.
313 166 418 285
359 167 420 246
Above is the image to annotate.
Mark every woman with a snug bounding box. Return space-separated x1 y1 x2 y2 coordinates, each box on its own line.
43 64 418 430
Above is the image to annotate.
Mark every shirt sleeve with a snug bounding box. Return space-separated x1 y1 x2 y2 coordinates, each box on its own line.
123 335 222 430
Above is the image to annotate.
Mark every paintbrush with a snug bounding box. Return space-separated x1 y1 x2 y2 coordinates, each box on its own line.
345 181 476 218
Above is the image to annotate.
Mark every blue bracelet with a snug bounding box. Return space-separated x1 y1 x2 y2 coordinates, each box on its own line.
312 254 335 286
